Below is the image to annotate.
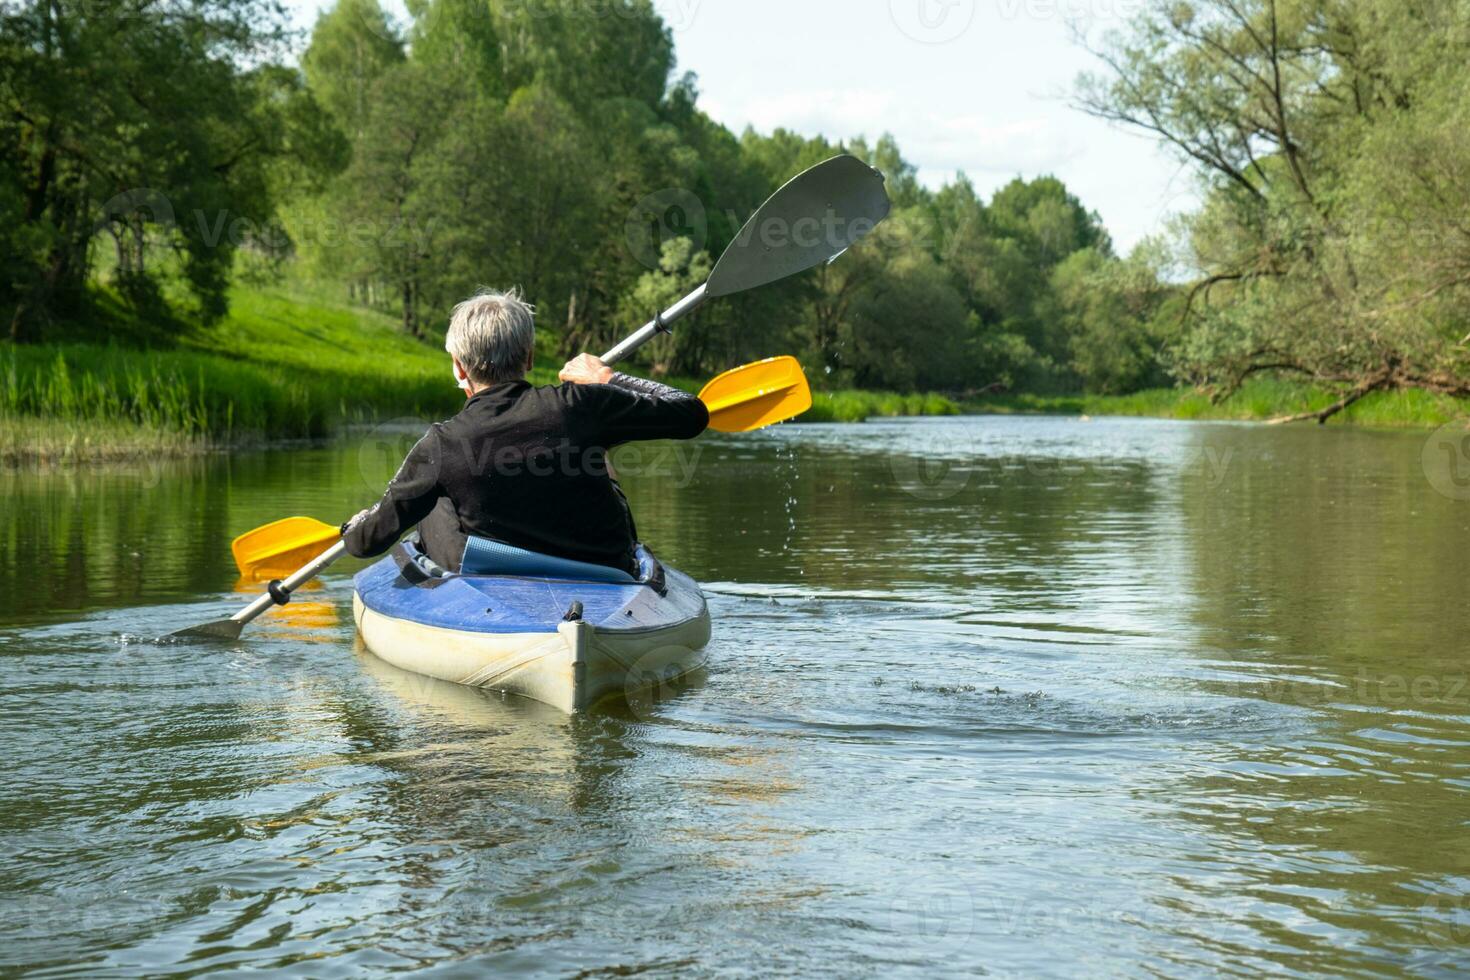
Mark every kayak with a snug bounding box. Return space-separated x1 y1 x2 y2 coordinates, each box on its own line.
352 540 711 713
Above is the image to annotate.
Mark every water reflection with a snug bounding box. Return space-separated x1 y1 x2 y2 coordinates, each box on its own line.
2 417 1469 973
1160 424 1470 971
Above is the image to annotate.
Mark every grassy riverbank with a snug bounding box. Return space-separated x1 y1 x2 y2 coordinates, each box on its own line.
967 379 1470 428
9 286 1462 466
3 287 469 464
804 390 960 422
2 285 965 464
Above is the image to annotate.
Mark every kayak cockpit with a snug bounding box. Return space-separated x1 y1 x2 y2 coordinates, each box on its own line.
351 538 711 712
356 539 696 634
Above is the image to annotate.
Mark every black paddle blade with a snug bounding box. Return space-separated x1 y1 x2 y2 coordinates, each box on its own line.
163 618 244 642
707 154 891 299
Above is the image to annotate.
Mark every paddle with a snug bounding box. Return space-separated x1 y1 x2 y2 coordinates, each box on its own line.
601 154 891 365
223 363 805 585
221 362 809 593
164 355 813 640
699 356 811 433
167 155 889 640
169 538 348 640
165 355 814 640
233 516 342 580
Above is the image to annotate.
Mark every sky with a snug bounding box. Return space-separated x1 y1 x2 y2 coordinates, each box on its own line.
286 0 1198 252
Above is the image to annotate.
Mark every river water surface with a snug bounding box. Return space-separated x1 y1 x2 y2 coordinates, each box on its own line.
2 416 1469 976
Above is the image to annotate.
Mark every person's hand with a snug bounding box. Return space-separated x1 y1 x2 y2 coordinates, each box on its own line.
340 507 371 536
559 353 614 386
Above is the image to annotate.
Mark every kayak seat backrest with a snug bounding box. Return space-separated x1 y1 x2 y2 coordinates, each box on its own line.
460 535 638 584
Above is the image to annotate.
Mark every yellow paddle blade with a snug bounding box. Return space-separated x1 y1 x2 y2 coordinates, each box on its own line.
231 516 341 581
698 356 812 433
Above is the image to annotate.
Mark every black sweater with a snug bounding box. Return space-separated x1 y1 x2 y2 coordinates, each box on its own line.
343 374 708 576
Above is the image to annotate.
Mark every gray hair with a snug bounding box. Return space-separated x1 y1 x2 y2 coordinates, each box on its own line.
445 287 536 384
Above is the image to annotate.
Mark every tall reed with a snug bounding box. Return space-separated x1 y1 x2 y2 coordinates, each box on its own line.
1 344 458 444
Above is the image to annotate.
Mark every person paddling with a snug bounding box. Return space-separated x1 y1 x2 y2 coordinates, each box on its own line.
340 288 708 577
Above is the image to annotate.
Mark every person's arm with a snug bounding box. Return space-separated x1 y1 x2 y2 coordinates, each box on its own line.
560 354 709 443
341 427 445 558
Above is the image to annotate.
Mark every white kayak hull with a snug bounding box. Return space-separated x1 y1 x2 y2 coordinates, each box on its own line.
351 544 710 713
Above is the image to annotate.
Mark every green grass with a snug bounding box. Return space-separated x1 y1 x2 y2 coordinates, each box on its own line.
802 390 961 423
14 283 1457 465
0 415 207 463
1 284 468 464
964 378 1469 427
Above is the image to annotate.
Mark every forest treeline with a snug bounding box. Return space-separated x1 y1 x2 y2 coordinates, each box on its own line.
3 0 1469 413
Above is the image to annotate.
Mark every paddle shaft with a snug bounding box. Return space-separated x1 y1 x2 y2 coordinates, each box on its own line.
219 282 748 632
230 540 348 628
600 284 707 365
182 156 888 639
209 282 710 637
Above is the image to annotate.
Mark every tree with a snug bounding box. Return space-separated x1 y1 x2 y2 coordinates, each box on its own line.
616 236 714 376
325 60 461 337
988 176 1111 265
1043 244 1175 393
0 0 334 340
299 0 1166 396
303 0 406 143
1076 0 1470 419
843 249 973 391
410 0 673 110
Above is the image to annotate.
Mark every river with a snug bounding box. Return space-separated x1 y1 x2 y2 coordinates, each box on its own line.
2 416 1468 975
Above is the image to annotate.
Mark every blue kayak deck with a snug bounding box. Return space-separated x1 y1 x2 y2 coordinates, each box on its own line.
353 542 705 636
